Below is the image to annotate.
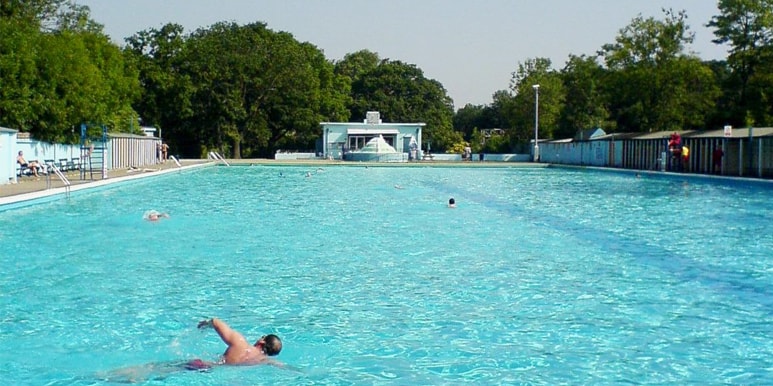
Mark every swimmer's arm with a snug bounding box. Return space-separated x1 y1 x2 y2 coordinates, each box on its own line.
198 318 247 346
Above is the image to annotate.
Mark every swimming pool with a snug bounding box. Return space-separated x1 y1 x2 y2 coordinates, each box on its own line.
1 166 771 384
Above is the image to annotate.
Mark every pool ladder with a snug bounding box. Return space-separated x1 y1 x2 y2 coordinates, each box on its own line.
169 155 182 168
46 164 71 198
208 151 230 166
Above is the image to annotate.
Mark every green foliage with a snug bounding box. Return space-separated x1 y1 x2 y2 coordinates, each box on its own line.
127 21 349 158
453 104 505 140
601 9 719 131
2 0 769 155
347 58 455 150
446 141 469 154
0 19 37 131
558 55 613 137
334 50 379 83
124 23 192 135
469 128 485 152
505 58 565 143
708 0 773 126
0 1 139 142
482 133 509 153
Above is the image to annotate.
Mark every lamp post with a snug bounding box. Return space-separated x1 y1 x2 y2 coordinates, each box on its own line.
533 84 540 162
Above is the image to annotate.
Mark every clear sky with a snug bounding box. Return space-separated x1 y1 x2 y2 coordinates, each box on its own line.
76 0 728 109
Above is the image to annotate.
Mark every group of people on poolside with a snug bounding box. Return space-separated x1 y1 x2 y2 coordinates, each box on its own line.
668 132 691 172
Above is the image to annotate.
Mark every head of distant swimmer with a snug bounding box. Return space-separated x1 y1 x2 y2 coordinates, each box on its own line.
255 334 282 356
449 198 455 205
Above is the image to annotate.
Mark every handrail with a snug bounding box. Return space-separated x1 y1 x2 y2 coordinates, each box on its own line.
208 151 230 166
169 155 182 168
49 164 71 198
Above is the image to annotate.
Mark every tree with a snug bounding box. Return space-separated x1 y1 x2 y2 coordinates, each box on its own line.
348 59 456 150
505 58 564 143
0 18 38 132
601 9 720 131
334 49 379 84
559 55 612 138
0 1 138 141
453 104 485 139
124 23 193 139
708 0 773 126
144 22 349 158
29 30 138 141
453 103 508 143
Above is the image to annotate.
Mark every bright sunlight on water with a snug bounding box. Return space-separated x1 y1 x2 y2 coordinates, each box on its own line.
0 165 771 385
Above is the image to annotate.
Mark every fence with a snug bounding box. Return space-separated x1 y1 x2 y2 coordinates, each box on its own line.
539 128 773 178
108 133 162 169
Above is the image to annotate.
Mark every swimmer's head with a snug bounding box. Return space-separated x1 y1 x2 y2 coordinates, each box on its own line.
449 198 455 205
255 334 282 356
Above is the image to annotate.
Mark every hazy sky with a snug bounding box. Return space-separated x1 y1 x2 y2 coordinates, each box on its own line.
76 0 728 109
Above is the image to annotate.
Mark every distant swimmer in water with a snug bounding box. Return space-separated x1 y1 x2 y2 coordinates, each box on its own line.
448 198 456 208
144 210 169 222
394 184 404 189
305 172 312 178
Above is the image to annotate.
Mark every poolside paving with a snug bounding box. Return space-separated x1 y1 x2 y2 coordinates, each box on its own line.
1 160 208 199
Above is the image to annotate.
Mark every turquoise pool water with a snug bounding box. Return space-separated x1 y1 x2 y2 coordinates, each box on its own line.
1 166 771 384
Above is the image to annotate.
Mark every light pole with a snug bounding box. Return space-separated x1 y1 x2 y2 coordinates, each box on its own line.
533 84 540 162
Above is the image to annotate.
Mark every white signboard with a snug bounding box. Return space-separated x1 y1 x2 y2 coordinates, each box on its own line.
366 111 380 125
724 125 732 138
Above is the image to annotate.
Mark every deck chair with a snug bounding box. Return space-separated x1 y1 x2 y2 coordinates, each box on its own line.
70 157 81 170
59 158 69 172
45 159 57 172
17 160 43 177
17 164 35 178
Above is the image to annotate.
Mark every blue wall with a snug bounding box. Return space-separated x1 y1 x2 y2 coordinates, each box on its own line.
1 128 18 183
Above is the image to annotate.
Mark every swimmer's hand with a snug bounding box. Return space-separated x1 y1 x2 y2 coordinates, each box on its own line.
197 319 214 329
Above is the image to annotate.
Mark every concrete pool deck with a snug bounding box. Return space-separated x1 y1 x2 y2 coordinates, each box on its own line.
0 158 544 205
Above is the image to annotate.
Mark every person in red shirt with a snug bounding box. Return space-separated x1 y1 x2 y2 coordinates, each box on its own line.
713 146 724 174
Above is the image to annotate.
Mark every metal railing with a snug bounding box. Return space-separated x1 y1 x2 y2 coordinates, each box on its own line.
47 164 71 198
208 151 230 166
169 155 182 168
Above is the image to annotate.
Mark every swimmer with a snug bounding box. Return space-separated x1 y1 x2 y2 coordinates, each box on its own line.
394 184 404 189
305 172 312 178
144 210 170 222
448 198 456 208
97 318 282 383
198 318 282 365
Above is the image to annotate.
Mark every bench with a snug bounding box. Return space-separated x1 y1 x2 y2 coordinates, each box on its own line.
17 164 36 178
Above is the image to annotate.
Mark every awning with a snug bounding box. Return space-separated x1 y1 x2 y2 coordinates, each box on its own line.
347 128 399 135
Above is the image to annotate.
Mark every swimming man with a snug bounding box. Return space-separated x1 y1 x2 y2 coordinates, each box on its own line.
197 318 282 365
144 210 169 222
97 318 282 382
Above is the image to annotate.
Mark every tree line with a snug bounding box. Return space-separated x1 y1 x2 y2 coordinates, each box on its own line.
1 0 771 157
